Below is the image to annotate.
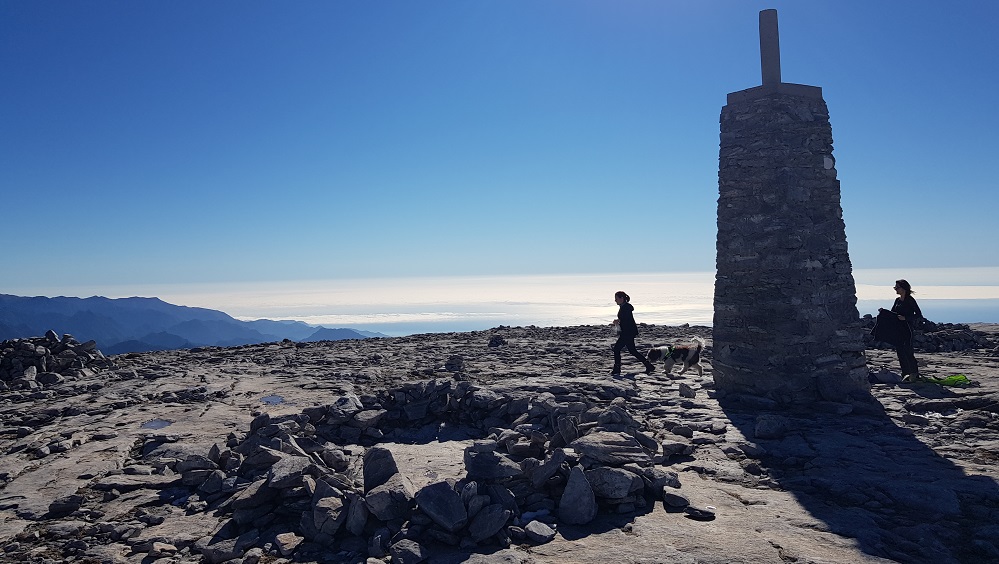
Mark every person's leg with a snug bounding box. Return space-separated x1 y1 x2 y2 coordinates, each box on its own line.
902 343 919 378
626 339 656 373
611 338 624 373
895 346 907 374
897 341 919 380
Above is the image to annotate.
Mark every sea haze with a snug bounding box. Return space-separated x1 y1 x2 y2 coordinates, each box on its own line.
211 272 717 336
16 268 997 337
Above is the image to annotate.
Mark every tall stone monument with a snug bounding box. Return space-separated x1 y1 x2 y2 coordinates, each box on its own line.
712 9 869 405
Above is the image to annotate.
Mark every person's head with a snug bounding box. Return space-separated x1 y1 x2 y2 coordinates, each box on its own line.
894 279 913 297
614 291 630 304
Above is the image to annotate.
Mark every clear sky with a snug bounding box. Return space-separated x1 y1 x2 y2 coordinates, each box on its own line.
2 1 997 295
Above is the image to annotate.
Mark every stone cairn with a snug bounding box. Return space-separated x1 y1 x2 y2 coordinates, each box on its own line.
0 330 116 393
862 316 998 354
153 375 695 563
712 9 869 405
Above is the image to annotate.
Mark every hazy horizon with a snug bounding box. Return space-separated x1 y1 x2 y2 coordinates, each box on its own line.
8 267 999 337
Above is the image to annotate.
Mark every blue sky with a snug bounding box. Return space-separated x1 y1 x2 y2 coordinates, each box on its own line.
2 1 997 295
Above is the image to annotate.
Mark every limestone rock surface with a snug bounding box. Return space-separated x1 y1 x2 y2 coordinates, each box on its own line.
1 323 998 564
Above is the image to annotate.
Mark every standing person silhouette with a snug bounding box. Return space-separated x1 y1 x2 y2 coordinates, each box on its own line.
879 279 923 382
611 291 656 377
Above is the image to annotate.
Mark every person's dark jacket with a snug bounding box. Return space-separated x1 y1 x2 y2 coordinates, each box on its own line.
891 295 923 329
872 294 923 347
618 302 639 338
871 310 907 347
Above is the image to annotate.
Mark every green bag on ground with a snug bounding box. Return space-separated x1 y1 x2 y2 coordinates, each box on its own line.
923 374 971 387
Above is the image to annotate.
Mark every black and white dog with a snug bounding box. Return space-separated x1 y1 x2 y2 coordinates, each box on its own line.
646 337 705 376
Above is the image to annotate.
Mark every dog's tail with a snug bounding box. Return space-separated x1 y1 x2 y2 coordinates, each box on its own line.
692 336 706 352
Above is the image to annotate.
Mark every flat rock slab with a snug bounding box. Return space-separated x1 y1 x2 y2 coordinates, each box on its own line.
488 375 638 402
381 440 472 490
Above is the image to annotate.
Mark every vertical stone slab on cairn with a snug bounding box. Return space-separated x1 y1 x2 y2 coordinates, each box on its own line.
712 10 869 405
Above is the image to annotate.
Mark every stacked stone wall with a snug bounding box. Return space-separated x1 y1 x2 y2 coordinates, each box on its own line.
713 93 869 404
161 378 692 562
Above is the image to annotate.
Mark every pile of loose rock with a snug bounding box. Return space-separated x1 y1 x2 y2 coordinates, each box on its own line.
0 330 116 393
163 378 691 563
861 316 995 353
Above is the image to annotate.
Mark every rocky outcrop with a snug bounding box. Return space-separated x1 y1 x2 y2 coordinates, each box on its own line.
862 315 997 353
0 330 116 393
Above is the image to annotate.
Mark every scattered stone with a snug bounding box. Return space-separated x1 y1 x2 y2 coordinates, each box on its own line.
558 466 597 525
47 494 84 517
313 493 348 537
468 503 512 542
464 449 523 480
445 355 465 372
274 532 304 556
365 472 416 521
684 505 716 521
148 541 178 558
524 520 557 543
584 467 643 499
390 538 429 564
754 414 792 440
663 491 690 509
570 431 653 466
415 481 468 533
363 447 399 493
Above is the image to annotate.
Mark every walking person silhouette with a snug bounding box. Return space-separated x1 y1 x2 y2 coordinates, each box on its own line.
611 291 656 377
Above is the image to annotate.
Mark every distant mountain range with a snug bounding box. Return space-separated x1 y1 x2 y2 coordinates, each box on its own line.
0 294 386 354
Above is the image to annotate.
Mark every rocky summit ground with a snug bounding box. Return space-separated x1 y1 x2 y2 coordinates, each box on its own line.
2 323 999 564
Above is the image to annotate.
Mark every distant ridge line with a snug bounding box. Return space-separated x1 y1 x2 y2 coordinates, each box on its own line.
0 293 386 354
